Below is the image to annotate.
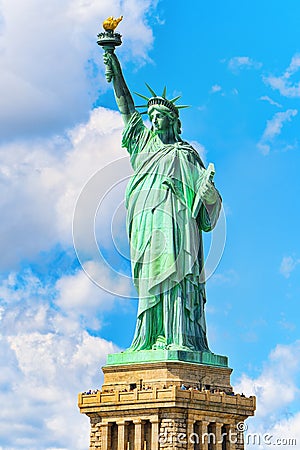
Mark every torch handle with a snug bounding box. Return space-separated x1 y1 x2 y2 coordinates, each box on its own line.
103 47 115 83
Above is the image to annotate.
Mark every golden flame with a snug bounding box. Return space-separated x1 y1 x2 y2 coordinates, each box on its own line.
103 16 123 31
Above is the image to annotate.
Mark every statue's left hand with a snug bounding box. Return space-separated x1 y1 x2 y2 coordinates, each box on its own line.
199 179 218 205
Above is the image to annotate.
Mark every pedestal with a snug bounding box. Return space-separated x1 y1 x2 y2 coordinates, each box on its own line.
78 359 255 450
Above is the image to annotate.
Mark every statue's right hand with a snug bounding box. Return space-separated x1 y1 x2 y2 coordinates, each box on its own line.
103 52 120 83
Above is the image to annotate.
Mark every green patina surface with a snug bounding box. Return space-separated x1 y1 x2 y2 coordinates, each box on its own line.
100 29 227 365
106 350 228 367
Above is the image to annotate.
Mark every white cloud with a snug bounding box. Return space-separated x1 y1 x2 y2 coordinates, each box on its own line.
210 84 222 93
190 140 207 163
55 261 133 325
284 54 300 77
0 269 119 449
0 0 157 140
210 269 239 286
263 413 300 449
260 95 282 108
234 341 300 449
280 256 300 278
0 107 128 270
56 107 126 243
279 314 296 332
257 142 271 156
228 56 262 73
235 341 300 416
264 53 300 98
262 109 297 140
257 109 298 155
5 331 116 450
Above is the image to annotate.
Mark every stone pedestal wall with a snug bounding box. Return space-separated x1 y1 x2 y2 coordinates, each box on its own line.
102 361 233 393
78 362 255 450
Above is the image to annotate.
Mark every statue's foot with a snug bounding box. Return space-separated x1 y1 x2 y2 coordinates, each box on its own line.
152 335 166 350
123 347 134 353
166 344 193 351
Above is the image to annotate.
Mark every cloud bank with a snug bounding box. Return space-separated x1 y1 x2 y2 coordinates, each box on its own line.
235 341 300 449
0 0 156 140
0 268 119 449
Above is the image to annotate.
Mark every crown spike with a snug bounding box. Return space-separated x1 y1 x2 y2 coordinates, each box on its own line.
134 92 150 101
170 95 181 103
145 83 157 97
135 85 187 116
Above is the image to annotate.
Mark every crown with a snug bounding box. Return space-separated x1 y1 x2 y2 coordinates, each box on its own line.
134 84 190 115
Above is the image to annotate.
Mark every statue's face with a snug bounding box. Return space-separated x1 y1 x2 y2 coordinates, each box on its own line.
149 108 171 134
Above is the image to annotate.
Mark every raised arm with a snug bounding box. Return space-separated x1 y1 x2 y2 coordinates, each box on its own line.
103 51 135 125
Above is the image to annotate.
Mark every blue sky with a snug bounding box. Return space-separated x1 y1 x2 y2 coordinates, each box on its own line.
0 0 300 448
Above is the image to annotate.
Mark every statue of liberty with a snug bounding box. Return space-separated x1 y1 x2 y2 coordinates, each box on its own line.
102 39 222 354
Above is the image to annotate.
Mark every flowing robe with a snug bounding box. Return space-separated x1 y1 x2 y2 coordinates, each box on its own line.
122 112 221 351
